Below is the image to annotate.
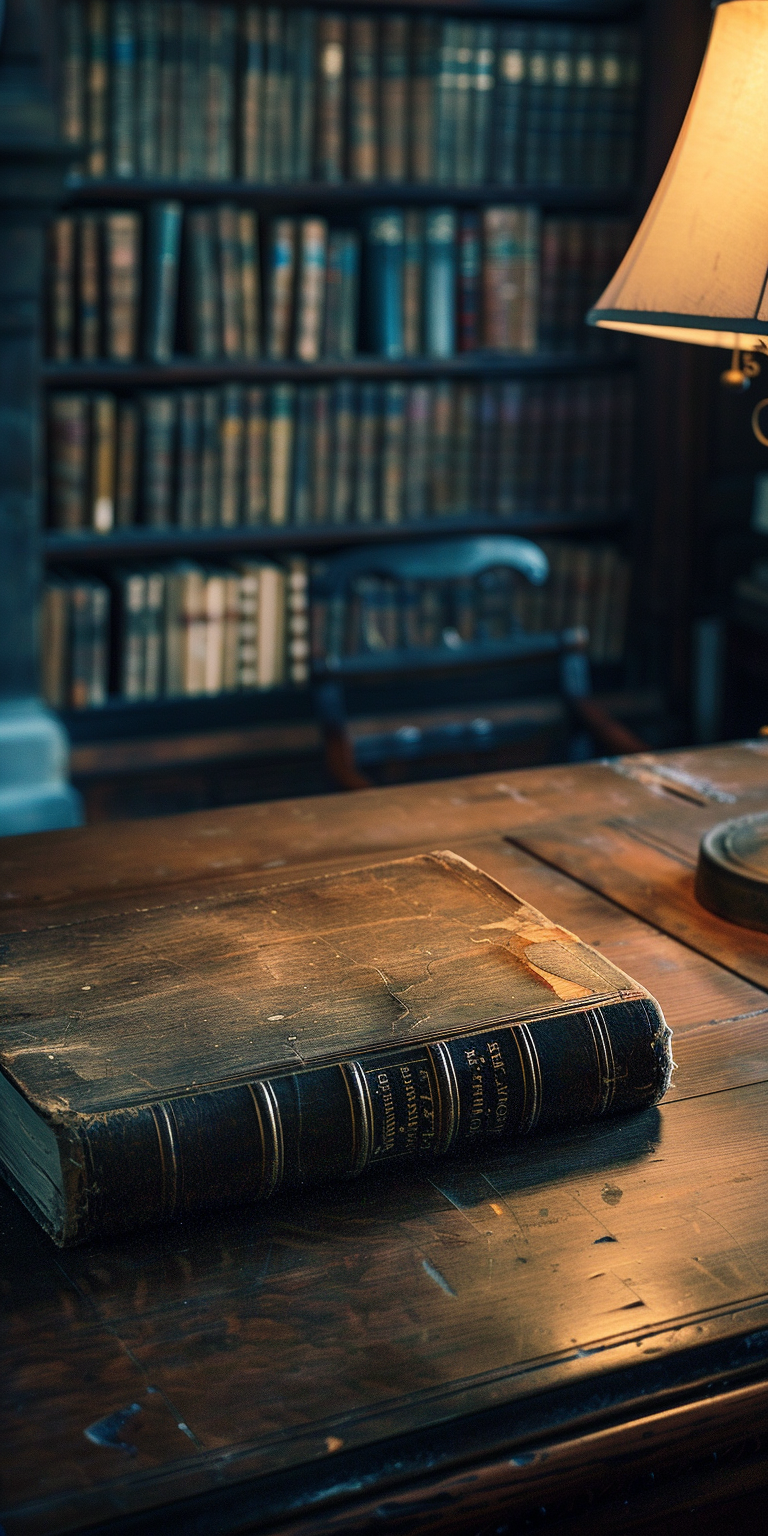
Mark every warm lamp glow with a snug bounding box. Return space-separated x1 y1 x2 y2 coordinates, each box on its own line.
588 0 768 354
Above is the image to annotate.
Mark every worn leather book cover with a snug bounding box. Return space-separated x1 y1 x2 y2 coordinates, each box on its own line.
0 851 671 1246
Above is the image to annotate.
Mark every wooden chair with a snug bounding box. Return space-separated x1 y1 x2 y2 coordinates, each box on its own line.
311 536 645 790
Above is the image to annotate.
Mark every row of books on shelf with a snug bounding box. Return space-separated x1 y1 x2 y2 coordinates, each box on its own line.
63 4 640 189
47 204 631 363
48 375 634 533
41 540 630 710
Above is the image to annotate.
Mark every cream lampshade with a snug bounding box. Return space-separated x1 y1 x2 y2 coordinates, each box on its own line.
588 0 768 365
588 0 768 930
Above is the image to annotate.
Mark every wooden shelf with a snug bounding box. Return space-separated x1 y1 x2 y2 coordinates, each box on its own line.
62 177 636 212
43 512 630 565
41 351 631 389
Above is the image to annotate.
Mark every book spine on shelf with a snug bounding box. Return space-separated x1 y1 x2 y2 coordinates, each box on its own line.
41 581 70 709
311 385 332 523
115 399 139 527
177 389 202 529
349 14 379 183
205 4 236 180
90 393 116 531
424 208 456 359
266 218 297 359
240 6 264 181
402 209 423 357
136 1 161 177
203 572 227 695
292 10 317 182
287 555 310 684
198 388 219 528
144 201 182 363
219 383 244 528
239 210 262 358
104 211 141 360
86 0 110 177
295 218 328 361
158 1 181 178
380 13 409 183
279 9 299 182
141 392 177 527
355 382 380 526
404 383 430 520
291 386 315 526
49 395 89 532
476 381 498 515
429 380 453 517
268 383 295 526
243 385 269 525
380 381 405 526
523 25 553 185
329 378 356 525
188 208 220 358
453 21 475 186
119 572 148 699
261 6 284 184
256 563 287 686
452 383 476 516
61 1 86 153
366 209 404 359
217 203 244 358
48 217 76 361
544 26 573 188
177 0 203 180
569 28 598 187
110 0 136 176
470 22 495 186
78 212 102 359
316 13 346 182
493 23 526 185
410 15 436 183
457 211 480 353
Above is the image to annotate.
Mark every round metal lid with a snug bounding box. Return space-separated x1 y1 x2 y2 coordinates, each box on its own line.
696 811 768 932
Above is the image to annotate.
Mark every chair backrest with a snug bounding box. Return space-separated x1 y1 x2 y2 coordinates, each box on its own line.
311 536 550 596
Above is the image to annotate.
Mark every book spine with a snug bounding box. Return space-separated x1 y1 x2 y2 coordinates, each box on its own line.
380 14 408 182
286 555 310 684
240 6 264 181
205 4 236 180
266 218 296 359
470 23 495 185
48 216 76 360
452 383 476 516
90 393 116 531
49 394 89 531
315 13 346 182
292 11 317 182
476 381 498 515
86 0 109 176
295 218 328 362
141 392 177 527
523 26 553 185
268 383 295 526
217 203 244 358
348 14 379 182
434 19 458 186
311 385 332 523
410 16 436 183
291 386 315 526
335 230 360 357
239 210 261 358
429 380 454 516
402 209 423 357
569 29 598 186
457 211 480 353
188 208 221 358
424 208 456 358
104 211 141 360
257 564 287 687
492 24 526 185
110 0 136 176
219 383 244 526
279 9 298 182
495 380 523 516
78 212 102 359
329 378 356 525
380 381 405 526
482 205 523 351
115 399 139 526
355 382 380 525
366 210 404 359
144 572 166 698
177 0 203 180
62 996 668 1241
177 389 202 528
61 1 86 153
119 573 148 699
403 383 430 520
221 573 240 692
199 390 220 527
203 574 227 695
453 21 475 186
41 581 70 709
262 6 284 184
544 26 573 188
243 386 269 525
158 2 180 178
144 201 182 363
136 1 160 177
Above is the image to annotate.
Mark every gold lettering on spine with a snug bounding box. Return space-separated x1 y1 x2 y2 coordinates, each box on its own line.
513 1023 543 1133
341 1061 373 1173
587 1007 616 1115
487 1039 509 1131
465 1046 486 1137
151 1102 180 1217
247 1080 284 1197
399 1063 420 1154
427 1041 460 1153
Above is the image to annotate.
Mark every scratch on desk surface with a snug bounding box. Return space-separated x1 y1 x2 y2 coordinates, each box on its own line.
421 1257 457 1298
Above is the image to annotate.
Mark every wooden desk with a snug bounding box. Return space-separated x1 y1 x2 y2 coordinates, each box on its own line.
2 744 768 1536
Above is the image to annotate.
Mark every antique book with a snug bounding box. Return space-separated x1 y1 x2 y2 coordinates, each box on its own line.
0 850 671 1246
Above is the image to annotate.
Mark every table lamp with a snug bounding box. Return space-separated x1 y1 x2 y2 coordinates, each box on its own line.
588 0 768 930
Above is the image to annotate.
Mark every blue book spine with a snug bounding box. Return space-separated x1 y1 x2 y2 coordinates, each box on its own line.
424 208 457 358
365 210 404 358
144 201 183 363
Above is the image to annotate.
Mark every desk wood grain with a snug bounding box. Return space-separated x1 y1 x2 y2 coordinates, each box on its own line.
2 747 768 1536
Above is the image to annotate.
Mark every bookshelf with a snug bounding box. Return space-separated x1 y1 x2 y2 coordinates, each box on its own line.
38 0 694 807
